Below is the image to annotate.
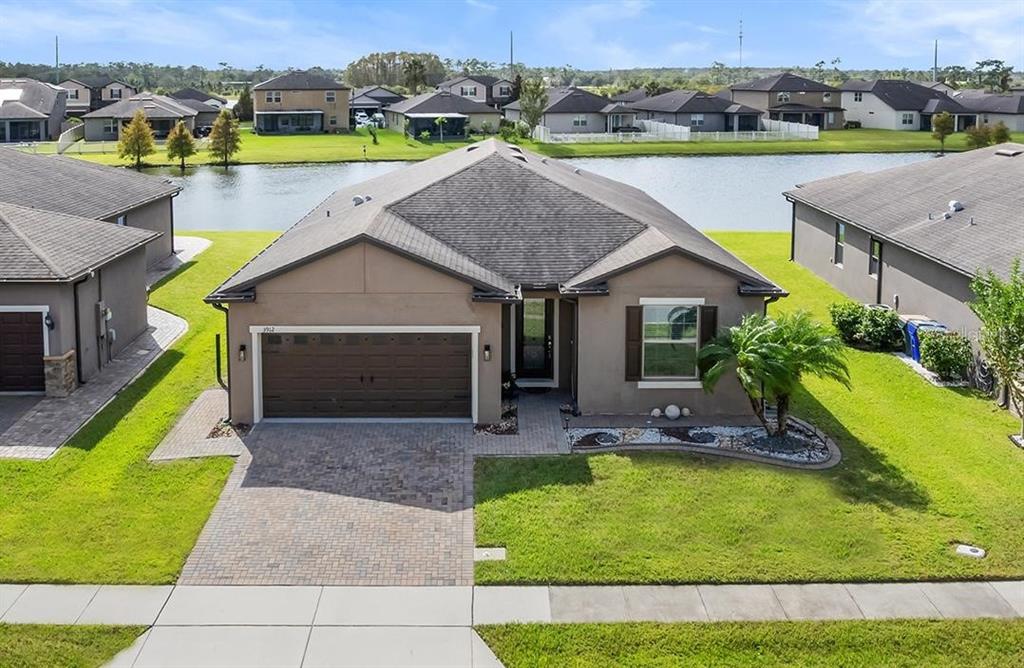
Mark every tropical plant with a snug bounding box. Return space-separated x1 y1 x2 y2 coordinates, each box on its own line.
970 259 1024 441
964 123 992 149
165 120 196 170
518 78 549 133
931 111 954 154
207 109 241 167
991 121 1011 144
700 312 851 437
418 129 432 142
920 331 973 380
117 109 155 169
403 57 427 95
434 116 448 142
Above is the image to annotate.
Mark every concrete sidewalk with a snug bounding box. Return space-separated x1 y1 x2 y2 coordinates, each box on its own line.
0 581 1020 667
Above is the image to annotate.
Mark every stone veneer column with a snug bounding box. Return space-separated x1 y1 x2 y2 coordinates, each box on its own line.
43 350 77 398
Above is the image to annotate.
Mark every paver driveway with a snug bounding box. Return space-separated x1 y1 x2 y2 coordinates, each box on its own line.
179 423 476 586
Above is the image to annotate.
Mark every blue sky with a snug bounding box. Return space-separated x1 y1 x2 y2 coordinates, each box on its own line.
2 0 1022 72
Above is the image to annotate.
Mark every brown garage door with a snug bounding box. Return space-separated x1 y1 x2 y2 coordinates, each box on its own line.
261 332 471 418
0 311 45 392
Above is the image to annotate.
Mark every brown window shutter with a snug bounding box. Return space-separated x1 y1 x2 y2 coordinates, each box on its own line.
625 305 643 381
698 305 718 377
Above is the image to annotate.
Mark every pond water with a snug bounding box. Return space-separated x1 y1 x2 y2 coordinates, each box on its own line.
156 152 933 233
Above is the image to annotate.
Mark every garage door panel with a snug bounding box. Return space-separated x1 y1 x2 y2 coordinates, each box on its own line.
0 312 45 392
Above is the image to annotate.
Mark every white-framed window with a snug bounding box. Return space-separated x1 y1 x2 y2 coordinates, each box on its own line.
641 301 702 380
573 115 588 127
265 91 281 103
103 119 118 134
834 222 846 266
823 92 832 102
115 214 127 226
109 87 122 100
827 112 836 125
325 90 336 102
329 115 337 125
460 85 478 97
901 112 914 125
777 91 791 103
67 88 79 100
498 85 512 97
854 91 863 102
690 113 704 127
869 237 882 277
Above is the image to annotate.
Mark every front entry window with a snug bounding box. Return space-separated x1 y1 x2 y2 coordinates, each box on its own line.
642 305 698 379
517 298 554 379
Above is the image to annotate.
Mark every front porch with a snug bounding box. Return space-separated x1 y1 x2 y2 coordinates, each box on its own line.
255 111 324 134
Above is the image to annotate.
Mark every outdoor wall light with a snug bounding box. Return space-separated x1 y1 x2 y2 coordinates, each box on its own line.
238 344 247 362
483 344 492 361
44 314 55 330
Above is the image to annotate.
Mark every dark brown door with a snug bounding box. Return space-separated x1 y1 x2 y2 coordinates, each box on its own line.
516 298 554 379
0 312 45 392
261 332 471 418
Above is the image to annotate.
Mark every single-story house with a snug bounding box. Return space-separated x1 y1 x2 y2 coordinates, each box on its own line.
170 87 228 108
349 85 406 120
0 202 159 396
721 72 845 129
252 70 350 134
0 147 180 267
954 91 1024 132
0 78 67 142
172 98 221 128
611 88 648 104
384 91 502 137
58 76 136 116
841 79 976 131
503 87 637 133
436 75 513 108
206 139 783 425
629 90 762 131
786 143 1024 337
82 92 198 140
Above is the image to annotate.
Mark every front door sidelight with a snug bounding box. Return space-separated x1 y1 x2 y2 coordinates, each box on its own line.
516 298 554 380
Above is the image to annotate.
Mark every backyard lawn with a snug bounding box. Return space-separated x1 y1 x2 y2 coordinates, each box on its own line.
0 232 276 583
478 620 1024 667
474 231 1024 585
0 624 142 668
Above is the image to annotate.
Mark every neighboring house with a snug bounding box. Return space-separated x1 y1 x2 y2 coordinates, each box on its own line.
722 72 845 129
0 147 180 267
923 81 958 96
841 79 975 131
170 87 228 108
252 70 350 134
0 78 67 142
954 91 1024 132
437 75 513 108
0 202 158 396
611 88 648 104
82 92 198 140
58 76 137 116
385 91 502 137
206 140 783 426
786 143 1024 337
503 87 636 133
172 99 222 128
629 90 762 131
349 85 406 120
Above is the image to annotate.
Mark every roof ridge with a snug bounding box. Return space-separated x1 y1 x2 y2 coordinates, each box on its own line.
0 206 65 279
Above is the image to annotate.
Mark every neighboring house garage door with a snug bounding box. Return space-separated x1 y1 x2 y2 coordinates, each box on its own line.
261 332 472 418
0 312 45 392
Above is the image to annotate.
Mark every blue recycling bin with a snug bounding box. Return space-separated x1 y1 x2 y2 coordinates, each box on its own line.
906 319 947 362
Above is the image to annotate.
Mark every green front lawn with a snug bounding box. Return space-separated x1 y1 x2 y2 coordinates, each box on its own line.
0 232 276 583
0 624 143 668
478 620 1024 668
474 231 1024 585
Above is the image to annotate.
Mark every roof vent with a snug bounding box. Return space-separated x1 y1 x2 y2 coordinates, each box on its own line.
363 195 372 202
942 211 953 220
948 200 964 212
995 148 1022 157
573 168 581 174
512 154 527 162
466 145 479 152
352 196 364 206
508 145 523 154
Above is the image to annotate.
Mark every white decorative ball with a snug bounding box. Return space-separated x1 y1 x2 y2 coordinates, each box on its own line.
682 407 692 417
650 408 662 418
665 404 681 420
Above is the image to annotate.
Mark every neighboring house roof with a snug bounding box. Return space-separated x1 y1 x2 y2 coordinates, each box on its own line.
438 75 507 88
171 87 228 105
730 72 839 93
611 88 647 103
954 91 1024 114
840 79 969 113
82 92 198 120
64 75 132 89
0 147 181 219
209 140 779 301
768 102 845 112
630 90 762 114
0 201 159 282
785 143 1024 280
0 78 64 120
920 97 970 114
174 98 222 114
351 85 406 103
253 71 347 90
386 91 499 116
503 87 617 114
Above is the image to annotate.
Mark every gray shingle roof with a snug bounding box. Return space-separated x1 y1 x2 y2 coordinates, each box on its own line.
955 91 1024 114
438 75 506 89
351 86 406 103
731 72 838 93
82 92 197 119
630 90 761 114
0 202 159 281
210 140 779 300
841 79 970 112
0 147 180 219
786 143 1024 280
611 88 647 103
386 91 499 115
253 71 347 91
0 78 64 120
503 87 614 114
171 88 228 105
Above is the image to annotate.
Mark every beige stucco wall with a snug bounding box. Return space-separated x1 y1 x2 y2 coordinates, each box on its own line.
60 81 92 112
101 83 134 102
223 241 503 424
576 253 765 417
103 197 173 267
254 88 350 131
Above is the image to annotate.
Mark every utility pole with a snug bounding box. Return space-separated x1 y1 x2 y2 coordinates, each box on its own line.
509 31 514 80
933 39 938 82
55 35 60 84
738 19 743 70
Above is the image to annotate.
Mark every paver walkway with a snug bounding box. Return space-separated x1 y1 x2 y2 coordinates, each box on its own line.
0 307 187 460
148 389 244 461
145 236 212 288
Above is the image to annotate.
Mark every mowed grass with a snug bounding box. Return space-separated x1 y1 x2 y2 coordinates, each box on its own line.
474 231 1024 584
0 624 143 668
0 232 276 583
477 620 1024 668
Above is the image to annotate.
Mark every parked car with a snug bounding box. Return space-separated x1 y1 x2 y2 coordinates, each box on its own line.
193 126 213 138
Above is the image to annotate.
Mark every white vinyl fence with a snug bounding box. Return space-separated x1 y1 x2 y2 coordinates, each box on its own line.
761 118 819 140
533 117 819 144
56 123 85 153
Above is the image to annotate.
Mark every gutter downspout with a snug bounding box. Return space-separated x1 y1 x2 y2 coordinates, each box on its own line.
71 272 93 386
210 302 231 420
789 200 796 262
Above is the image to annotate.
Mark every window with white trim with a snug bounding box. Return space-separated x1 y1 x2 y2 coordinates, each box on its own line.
498 85 512 97
642 304 700 379
460 85 478 97
103 119 117 134
690 113 704 127
572 115 588 127
115 214 127 226
265 91 281 103
777 91 791 103
109 87 122 100
329 115 337 125
325 90 336 102
834 222 846 266
901 112 914 125
854 91 863 102
869 238 882 277
67 88 79 100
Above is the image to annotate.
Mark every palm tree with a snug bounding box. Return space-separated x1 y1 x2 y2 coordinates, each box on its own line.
699 311 850 437
403 57 426 95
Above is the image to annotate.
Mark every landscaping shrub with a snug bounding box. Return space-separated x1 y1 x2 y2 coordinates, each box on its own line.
829 301 866 344
843 120 862 129
418 129 432 142
920 331 973 380
992 121 1011 144
498 123 518 142
858 307 904 351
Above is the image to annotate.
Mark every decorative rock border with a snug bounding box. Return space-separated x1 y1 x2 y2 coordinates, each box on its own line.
567 415 842 470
